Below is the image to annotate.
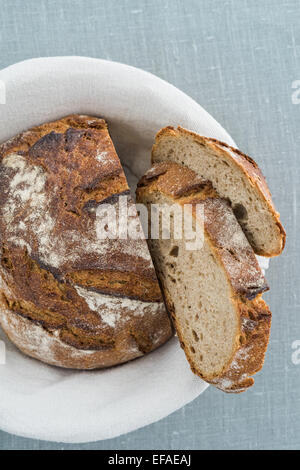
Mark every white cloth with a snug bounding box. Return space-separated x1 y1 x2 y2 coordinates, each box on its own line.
0 57 268 443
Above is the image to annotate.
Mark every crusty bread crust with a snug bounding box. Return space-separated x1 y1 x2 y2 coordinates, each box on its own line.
152 126 286 257
0 115 173 369
0 303 145 370
137 162 272 392
0 263 171 369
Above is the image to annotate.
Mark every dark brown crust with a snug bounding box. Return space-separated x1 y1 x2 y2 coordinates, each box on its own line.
1 115 108 158
136 162 272 392
65 269 162 302
0 115 172 368
152 126 286 256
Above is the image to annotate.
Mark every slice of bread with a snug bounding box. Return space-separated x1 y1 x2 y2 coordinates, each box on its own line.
136 162 272 392
152 126 285 257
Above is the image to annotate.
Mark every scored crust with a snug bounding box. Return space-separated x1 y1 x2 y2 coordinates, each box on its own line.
0 115 173 369
0 275 168 369
152 126 286 257
136 162 272 392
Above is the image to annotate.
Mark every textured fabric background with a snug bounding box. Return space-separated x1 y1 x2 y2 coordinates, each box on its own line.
0 0 299 450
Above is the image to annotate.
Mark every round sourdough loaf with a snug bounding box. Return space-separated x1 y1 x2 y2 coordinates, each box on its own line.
0 115 172 369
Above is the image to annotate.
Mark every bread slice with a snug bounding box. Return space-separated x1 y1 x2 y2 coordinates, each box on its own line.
152 126 285 257
136 162 272 392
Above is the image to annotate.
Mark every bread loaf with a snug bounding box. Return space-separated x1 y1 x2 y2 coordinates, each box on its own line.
152 126 285 257
0 115 173 369
136 162 272 392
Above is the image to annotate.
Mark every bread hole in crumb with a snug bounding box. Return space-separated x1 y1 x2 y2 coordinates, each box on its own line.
192 329 199 342
190 346 195 354
169 246 179 257
166 262 175 269
233 203 248 221
195 314 199 320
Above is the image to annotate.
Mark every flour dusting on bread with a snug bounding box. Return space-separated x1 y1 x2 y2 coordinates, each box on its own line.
75 285 165 328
